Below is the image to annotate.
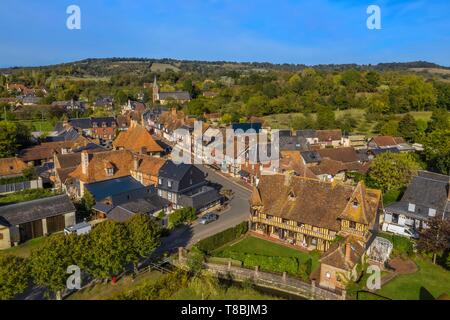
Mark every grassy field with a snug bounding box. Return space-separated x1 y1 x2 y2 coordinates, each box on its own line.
67 271 164 300
372 257 450 300
0 236 47 258
213 236 321 273
263 109 435 134
68 269 279 300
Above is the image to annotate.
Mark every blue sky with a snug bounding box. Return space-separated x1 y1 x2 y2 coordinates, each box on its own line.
0 0 449 67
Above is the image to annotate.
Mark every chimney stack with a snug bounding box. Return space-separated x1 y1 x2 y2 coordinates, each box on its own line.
81 151 91 176
133 156 139 171
345 242 352 263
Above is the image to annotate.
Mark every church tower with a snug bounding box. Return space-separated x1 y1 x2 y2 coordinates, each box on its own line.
152 76 159 103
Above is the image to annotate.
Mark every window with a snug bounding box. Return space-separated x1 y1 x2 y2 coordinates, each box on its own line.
168 192 173 200
349 221 357 229
105 168 114 176
0 233 3 240
428 208 436 217
408 203 416 212
168 180 172 188
267 215 273 220
158 178 162 185
325 272 331 279
158 189 162 196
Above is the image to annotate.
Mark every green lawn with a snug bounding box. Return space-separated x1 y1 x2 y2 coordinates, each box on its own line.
372 257 450 300
262 109 436 134
0 236 47 258
172 285 280 300
0 189 57 205
213 236 321 273
67 270 164 300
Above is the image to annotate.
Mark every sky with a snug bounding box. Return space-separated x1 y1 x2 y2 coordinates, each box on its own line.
0 0 449 67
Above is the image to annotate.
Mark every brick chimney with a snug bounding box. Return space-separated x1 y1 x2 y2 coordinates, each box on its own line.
81 151 91 176
345 242 352 263
133 156 139 171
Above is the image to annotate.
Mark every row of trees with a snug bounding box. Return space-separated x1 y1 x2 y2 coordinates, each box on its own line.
0 214 161 300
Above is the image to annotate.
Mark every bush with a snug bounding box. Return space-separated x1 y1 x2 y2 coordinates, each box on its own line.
219 251 300 275
378 232 413 256
195 221 248 253
207 256 243 267
168 207 197 229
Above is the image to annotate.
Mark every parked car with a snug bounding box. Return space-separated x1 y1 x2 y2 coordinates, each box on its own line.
200 213 219 225
382 223 419 239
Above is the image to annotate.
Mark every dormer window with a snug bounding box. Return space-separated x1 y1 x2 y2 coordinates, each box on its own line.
102 122 107 127
352 200 359 208
92 122 98 128
408 203 416 212
158 178 162 185
428 208 436 217
105 168 114 176
168 180 172 188
288 190 296 201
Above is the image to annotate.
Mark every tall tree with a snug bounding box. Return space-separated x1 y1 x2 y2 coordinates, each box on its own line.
398 114 418 142
422 129 450 175
0 255 30 300
316 106 335 129
367 153 422 192
87 221 131 280
30 234 77 300
127 214 161 272
427 108 449 132
417 216 450 264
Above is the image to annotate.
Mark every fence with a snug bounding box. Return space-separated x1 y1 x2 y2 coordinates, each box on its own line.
0 178 43 194
177 248 344 300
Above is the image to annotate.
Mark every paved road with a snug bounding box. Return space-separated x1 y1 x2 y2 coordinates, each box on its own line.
155 165 251 255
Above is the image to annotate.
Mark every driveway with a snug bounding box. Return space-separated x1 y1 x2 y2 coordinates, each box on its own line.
154 164 251 256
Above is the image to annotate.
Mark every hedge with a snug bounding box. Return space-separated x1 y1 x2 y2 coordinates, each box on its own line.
219 251 309 276
206 256 243 267
378 232 413 256
195 221 248 253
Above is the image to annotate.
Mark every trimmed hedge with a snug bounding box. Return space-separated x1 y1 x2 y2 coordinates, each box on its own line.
378 232 413 256
207 256 243 267
195 221 248 253
218 251 313 276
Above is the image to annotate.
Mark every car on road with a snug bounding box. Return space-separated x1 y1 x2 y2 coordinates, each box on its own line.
199 213 219 225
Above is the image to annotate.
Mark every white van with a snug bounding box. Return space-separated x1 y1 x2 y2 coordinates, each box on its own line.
382 223 419 239
64 221 92 236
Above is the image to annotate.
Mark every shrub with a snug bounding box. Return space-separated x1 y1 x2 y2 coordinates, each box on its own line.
168 207 197 229
378 232 413 256
195 221 248 253
219 251 300 275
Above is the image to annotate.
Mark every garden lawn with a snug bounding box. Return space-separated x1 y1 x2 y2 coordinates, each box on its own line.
213 236 321 272
374 257 450 300
0 236 47 258
67 270 164 300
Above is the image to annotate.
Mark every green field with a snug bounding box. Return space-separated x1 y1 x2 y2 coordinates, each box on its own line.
263 109 436 134
213 236 321 273
372 257 450 300
0 236 47 258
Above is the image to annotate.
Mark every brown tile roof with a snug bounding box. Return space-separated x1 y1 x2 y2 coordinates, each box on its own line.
19 136 92 162
339 182 381 225
279 151 317 179
113 122 163 153
310 159 347 176
134 155 166 176
70 149 135 183
320 238 365 270
251 175 380 231
0 157 28 177
55 153 82 169
370 136 405 147
317 147 358 163
316 130 342 142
